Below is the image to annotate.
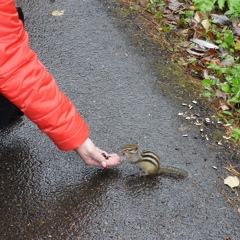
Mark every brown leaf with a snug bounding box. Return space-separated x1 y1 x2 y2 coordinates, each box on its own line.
187 61 206 78
178 29 191 38
203 57 221 66
204 49 219 58
207 31 216 40
138 0 148 8
209 98 221 108
218 98 231 111
194 28 206 39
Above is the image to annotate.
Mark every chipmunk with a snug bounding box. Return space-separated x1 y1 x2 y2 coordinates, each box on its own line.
121 144 187 177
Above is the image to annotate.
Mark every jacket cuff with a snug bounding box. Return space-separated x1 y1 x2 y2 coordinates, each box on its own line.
55 121 90 151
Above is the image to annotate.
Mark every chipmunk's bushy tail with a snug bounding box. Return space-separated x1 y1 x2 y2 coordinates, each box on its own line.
159 166 188 178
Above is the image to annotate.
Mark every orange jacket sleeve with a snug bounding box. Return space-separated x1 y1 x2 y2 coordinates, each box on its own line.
0 0 89 151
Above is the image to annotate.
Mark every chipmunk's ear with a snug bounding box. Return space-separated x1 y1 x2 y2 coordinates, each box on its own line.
133 144 139 151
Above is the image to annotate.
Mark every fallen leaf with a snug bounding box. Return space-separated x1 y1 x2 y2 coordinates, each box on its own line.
220 104 230 111
194 12 201 23
224 176 240 189
168 0 182 11
138 0 148 7
52 10 65 16
207 30 216 40
234 40 240 50
194 28 206 39
187 49 205 56
221 57 234 66
215 90 229 99
213 59 221 65
233 27 240 36
191 39 219 49
210 14 231 25
201 19 210 30
189 5 197 11
232 17 240 28
204 48 219 58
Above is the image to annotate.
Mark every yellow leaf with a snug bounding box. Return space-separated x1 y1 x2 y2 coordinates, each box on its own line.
52 10 65 16
201 19 211 30
235 40 240 50
194 12 201 23
224 176 240 189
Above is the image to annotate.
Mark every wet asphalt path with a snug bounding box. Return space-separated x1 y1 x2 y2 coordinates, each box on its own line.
0 0 240 239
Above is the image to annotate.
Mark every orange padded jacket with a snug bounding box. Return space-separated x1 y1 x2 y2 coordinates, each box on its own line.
0 0 89 151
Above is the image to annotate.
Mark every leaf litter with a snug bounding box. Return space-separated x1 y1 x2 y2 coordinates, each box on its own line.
220 163 240 214
121 0 240 142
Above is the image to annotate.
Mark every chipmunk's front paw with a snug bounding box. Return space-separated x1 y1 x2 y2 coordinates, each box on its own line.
139 172 150 177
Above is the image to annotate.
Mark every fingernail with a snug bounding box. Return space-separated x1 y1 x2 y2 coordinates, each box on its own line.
102 161 107 168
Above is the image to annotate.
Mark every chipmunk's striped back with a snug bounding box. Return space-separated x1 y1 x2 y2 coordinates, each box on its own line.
141 150 160 168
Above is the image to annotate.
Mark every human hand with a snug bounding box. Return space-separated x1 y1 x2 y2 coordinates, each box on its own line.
75 138 122 168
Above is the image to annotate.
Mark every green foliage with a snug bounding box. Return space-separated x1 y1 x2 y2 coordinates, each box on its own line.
181 10 195 19
215 28 235 51
202 63 240 104
134 0 240 141
225 0 240 17
192 0 240 16
202 78 212 88
146 0 166 14
188 57 197 63
131 5 140 11
178 10 195 26
232 128 240 140
222 110 233 116
192 0 216 12
217 0 225 9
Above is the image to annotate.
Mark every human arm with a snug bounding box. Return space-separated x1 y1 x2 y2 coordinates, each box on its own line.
0 0 89 150
0 1 121 166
